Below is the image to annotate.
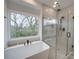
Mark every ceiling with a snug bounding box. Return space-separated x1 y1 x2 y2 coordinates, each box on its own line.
36 0 74 10
7 0 41 10
7 0 74 10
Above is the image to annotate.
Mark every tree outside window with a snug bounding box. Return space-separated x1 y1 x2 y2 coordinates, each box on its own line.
10 12 38 38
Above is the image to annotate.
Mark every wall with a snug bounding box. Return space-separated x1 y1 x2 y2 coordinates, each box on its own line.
56 4 74 59
42 5 56 18
4 0 10 48
4 0 57 48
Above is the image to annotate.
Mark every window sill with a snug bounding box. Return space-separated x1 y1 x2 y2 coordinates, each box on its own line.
7 35 40 47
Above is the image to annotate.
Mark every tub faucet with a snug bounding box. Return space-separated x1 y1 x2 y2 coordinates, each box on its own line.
27 40 31 45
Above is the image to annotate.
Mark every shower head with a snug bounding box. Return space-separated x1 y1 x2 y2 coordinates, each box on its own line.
57 9 61 11
60 16 64 19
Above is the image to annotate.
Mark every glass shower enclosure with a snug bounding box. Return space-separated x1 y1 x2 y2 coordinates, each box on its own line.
42 17 57 59
42 15 74 59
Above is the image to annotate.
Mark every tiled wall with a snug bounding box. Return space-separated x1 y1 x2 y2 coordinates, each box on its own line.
56 4 74 59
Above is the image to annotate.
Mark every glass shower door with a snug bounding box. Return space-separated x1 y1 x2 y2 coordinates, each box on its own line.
56 16 68 59
67 15 74 55
42 15 74 59
57 15 74 59
42 17 57 59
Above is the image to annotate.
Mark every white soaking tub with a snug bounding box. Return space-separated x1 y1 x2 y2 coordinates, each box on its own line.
4 41 50 59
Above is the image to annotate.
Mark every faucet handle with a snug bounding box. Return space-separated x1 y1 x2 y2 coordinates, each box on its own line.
27 40 30 45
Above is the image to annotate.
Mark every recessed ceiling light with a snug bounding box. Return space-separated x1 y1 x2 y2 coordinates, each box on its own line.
54 1 58 4
53 5 56 8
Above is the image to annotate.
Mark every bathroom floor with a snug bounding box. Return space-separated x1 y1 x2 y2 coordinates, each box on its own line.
43 38 74 59
68 55 74 59
67 53 74 59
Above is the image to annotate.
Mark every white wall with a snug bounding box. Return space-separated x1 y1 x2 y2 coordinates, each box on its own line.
42 5 56 18
4 0 8 48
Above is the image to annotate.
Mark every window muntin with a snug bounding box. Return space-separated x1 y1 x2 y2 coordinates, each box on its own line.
10 12 38 38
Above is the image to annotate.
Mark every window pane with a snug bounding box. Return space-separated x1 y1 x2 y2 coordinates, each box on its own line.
43 17 57 39
10 12 38 38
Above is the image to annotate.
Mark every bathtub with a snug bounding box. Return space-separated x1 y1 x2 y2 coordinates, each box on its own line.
4 41 50 59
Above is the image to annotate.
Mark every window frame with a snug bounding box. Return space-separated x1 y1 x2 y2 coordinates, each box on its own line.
8 10 40 41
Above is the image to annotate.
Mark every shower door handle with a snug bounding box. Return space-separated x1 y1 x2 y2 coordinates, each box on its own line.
67 32 71 38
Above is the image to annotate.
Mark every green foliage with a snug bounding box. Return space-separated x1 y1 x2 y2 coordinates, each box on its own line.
11 26 38 38
11 12 38 38
11 21 38 38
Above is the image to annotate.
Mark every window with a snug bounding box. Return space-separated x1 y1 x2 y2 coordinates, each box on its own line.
10 11 38 38
43 17 57 39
